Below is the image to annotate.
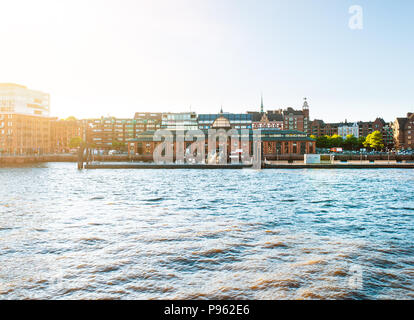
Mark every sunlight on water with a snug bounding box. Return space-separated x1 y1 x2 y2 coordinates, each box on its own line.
0 163 413 299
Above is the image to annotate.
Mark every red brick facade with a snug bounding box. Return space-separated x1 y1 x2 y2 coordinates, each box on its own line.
393 113 414 150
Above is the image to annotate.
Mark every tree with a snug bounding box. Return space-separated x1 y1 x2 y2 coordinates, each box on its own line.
315 135 330 148
344 134 359 150
328 135 344 148
69 136 83 149
65 116 77 121
357 136 366 149
364 131 384 151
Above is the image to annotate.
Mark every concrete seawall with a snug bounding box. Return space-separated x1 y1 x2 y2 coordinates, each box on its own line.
0 155 77 165
1 154 414 166
85 164 253 169
83 163 414 169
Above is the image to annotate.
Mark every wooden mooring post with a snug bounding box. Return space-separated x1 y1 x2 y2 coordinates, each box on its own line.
77 143 86 170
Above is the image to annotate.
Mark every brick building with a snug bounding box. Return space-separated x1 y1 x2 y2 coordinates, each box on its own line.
308 120 339 137
392 113 414 150
50 118 85 153
127 129 316 160
83 113 164 151
0 84 53 155
134 112 162 132
249 111 284 130
0 113 53 154
84 117 135 151
282 99 310 133
372 118 394 148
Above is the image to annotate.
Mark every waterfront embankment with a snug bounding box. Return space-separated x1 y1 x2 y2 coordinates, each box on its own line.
1 154 414 166
84 162 414 169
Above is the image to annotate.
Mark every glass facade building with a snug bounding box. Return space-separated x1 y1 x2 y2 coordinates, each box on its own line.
198 113 252 130
161 112 198 131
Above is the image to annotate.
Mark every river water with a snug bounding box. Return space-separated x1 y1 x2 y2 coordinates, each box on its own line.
0 163 413 299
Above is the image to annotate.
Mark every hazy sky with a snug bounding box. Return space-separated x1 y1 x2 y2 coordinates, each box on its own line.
0 0 413 122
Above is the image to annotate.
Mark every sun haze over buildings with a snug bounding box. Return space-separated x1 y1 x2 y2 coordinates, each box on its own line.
0 83 50 117
0 0 413 122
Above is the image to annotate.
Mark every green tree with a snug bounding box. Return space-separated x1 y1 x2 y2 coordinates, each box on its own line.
69 136 83 148
328 135 344 148
315 135 329 148
65 116 77 121
357 136 366 149
363 131 384 151
344 134 359 150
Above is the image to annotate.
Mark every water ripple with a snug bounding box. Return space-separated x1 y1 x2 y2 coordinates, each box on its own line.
0 164 413 299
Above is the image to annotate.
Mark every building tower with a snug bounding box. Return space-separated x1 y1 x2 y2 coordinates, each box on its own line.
260 93 264 113
302 97 309 119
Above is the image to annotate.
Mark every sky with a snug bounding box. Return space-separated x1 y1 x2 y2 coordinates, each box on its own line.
0 0 413 122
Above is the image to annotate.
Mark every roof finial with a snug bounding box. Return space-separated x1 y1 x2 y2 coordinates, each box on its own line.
220 105 223 113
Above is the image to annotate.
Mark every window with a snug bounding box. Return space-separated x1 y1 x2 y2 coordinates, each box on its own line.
267 143 272 153
300 143 306 154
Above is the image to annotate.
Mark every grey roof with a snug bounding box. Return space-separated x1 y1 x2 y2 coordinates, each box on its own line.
267 113 283 121
248 112 262 122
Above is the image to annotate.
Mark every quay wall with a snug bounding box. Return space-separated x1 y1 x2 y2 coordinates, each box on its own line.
1 154 414 165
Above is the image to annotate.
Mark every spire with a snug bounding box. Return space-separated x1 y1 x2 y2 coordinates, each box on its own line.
220 105 223 114
260 93 264 113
